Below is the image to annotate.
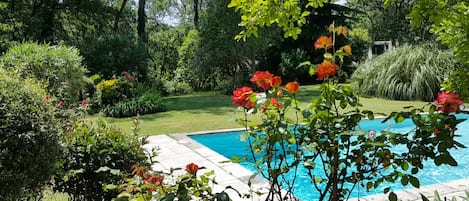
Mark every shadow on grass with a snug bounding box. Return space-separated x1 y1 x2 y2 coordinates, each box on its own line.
164 94 232 111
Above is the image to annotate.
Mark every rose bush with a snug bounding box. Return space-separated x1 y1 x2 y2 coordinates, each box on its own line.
232 24 467 201
113 163 232 201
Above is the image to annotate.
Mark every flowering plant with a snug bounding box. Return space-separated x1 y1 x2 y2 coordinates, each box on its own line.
113 163 231 201
232 24 467 201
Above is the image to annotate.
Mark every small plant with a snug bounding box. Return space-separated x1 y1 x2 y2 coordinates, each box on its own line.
113 163 232 201
53 115 149 201
101 92 167 118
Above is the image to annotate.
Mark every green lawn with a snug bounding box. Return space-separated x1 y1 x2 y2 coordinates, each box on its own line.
105 85 428 135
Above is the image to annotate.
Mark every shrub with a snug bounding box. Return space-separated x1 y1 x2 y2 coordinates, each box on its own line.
96 74 135 106
0 68 61 200
101 93 167 118
351 44 457 101
53 118 149 201
0 42 88 103
279 48 310 82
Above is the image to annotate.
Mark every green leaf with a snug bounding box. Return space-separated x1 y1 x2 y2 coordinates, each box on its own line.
117 192 132 198
216 192 230 201
309 66 316 76
401 162 409 171
95 166 111 173
409 175 420 188
421 193 430 201
389 192 398 201
384 187 390 194
401 175 408 186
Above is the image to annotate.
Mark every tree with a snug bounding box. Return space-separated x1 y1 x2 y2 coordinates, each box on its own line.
406 0 469 101
347 0 432 44
138 0 147 42
228 0 330 40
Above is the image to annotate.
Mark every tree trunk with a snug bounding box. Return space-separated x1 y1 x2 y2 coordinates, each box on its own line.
137 0 146 42
193 0 199 28
114 0 129 31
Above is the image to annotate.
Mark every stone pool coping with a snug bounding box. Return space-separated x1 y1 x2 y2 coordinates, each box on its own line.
144 128 469 201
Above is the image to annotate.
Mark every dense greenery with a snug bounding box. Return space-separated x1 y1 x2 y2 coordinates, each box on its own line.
347 0 433 44
102 92 167 118
0 69 61 200
352 44 457 101
0 42 87 103
53 118 149 201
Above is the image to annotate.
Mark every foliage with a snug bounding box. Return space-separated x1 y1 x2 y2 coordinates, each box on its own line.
442 68 469 102
81 32 148 80
102 93 167 118
53 117 149 201
279 48 310 82
351 44 457 101
113 163 231 201
407 0 469 65
197 0 273 92
228 0 330 40
0 68 61 200
231 27 466 201
96 73 136 106
0 42 87 103
406 0 469 103
347 0 433 44
177 29 200 90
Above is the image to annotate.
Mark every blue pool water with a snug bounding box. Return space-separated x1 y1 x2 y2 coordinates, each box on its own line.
190 114 469 200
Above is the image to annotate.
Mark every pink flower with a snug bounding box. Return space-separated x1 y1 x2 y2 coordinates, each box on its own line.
433 91 464 113
121 71 128 76
128 75 134 81
81 100 88 107
57 101 65 108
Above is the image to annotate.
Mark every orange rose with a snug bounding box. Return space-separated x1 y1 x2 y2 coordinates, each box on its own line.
316 60 339 80
314 36 333 49
285 81 299 94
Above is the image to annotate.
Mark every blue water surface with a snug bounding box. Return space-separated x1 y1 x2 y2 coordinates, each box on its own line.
190 114 469 200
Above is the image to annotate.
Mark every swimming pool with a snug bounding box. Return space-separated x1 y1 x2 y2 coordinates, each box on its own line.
190 114 469 200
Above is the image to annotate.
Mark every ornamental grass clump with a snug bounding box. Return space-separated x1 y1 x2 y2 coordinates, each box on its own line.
351 44 457 101
231 24 467 201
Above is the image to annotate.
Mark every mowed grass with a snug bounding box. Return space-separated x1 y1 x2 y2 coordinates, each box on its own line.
105 85 428 135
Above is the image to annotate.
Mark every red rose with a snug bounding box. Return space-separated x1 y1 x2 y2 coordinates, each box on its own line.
271 76 282 87
251 71 274 90
231 86 256 109
185 163 199 176
285 81 299 94
270 98 283 108
316 60 339 80
128 75 134 81
433 91 464 113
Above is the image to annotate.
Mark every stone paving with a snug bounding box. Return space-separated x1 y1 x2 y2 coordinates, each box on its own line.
144 131 469 201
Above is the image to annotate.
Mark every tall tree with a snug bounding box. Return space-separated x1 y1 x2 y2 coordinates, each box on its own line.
114 0 129 31
138 0 147 42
